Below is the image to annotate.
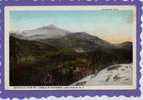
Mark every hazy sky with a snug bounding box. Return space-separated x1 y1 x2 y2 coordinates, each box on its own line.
10 10 134 43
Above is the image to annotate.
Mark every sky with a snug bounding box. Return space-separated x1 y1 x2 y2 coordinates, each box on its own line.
10 10 134 43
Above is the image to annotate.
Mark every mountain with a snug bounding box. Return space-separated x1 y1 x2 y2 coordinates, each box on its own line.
19 24 71 40
38 32 116 53
117 41 132 49
10 33 25 40
10 25 132 52
10 30 133 69
72 64 132 86
9 26 133 86
61 32 115 48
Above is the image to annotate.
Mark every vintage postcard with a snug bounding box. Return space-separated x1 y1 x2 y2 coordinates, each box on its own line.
0 0 142 98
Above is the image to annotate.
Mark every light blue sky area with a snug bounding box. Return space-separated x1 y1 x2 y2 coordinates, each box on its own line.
10 10 134 43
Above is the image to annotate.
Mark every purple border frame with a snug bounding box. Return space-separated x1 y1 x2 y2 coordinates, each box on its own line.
0 0 142 98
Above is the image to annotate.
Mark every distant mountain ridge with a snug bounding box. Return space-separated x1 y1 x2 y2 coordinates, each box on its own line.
10 25 132 46
10 25 132 50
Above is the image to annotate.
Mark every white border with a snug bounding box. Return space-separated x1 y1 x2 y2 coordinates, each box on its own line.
4 6 137 90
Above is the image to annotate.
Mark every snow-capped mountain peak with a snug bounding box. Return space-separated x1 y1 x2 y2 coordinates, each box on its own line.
37 24 61 30
21 25 71 40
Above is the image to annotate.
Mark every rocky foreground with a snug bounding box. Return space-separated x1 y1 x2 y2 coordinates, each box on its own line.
72 64 132 86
